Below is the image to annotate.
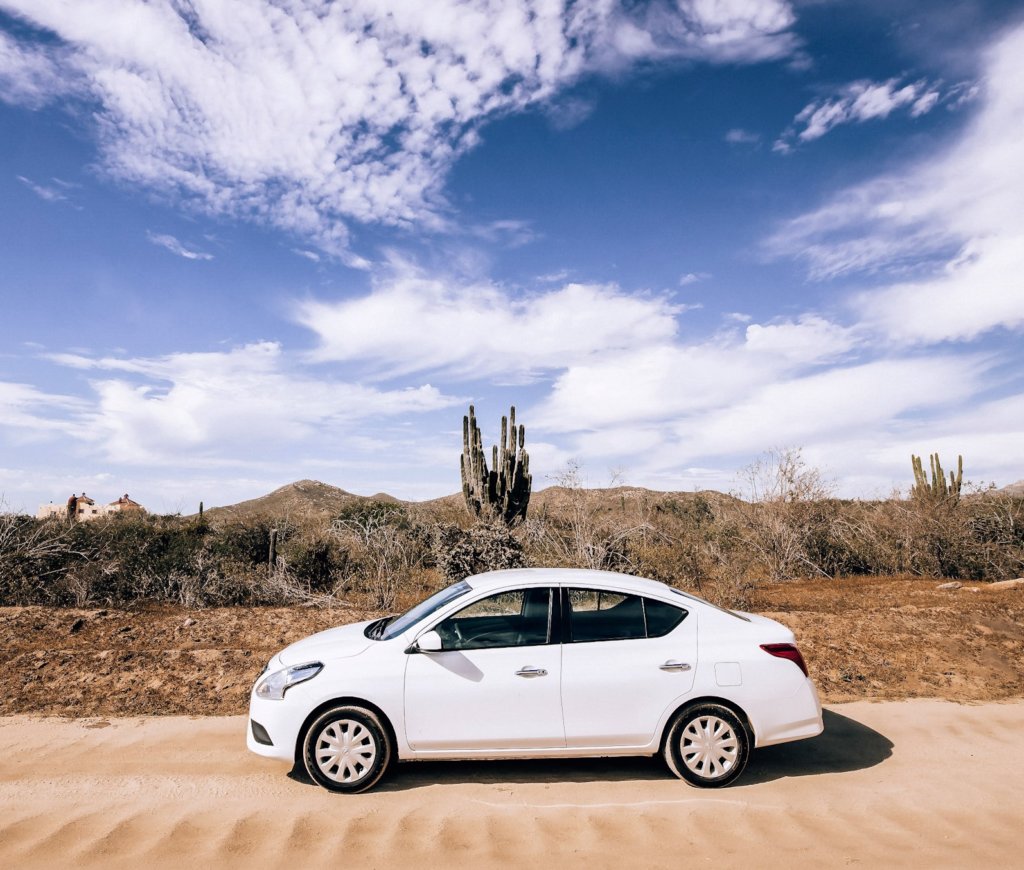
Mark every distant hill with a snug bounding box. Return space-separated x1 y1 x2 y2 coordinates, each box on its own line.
1000 480 1024 496
201 480 381 524
199 479 735 526
529 485 737 516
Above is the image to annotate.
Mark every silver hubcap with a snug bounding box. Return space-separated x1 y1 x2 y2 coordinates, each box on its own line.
315 719 377 783
680 715 739 780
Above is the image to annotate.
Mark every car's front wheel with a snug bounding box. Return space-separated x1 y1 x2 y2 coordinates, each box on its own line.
302 705 392 793
663 703 750 787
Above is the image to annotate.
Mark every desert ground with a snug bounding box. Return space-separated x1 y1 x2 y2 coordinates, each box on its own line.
1 700 1022 869
2 577 1021 717
1 577 1022 868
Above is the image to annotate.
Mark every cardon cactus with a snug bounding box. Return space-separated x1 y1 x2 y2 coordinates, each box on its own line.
460 405 532 524
911 453 963 502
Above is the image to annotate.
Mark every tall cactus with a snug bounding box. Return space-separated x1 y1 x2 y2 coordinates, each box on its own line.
911 453 963 502
460 404 532 524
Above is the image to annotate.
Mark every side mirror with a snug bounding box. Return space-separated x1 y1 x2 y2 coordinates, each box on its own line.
406 629 443 655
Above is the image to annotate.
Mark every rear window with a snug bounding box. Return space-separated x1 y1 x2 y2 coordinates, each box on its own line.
567 589 646 642
566 588 687 643
644 598 687 637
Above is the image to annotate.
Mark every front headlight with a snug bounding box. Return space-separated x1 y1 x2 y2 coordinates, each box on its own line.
255 661 323 700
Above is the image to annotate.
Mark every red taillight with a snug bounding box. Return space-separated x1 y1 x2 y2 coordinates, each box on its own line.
760 643 809 677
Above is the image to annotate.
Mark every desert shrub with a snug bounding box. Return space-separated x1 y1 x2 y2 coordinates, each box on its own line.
331 502 426 609
67 513 210 604
278 532 348 595
730 448 837 580
4 463 1022 610
522 462 651 573
0 512 88 605
208 519 296 568
630 494 755 608
433 522 526 583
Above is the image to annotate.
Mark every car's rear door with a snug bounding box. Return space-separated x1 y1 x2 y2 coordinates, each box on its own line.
404 585 566 752
559 586 697 748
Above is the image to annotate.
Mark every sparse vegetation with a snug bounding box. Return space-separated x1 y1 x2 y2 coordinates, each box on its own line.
2 449 1022 611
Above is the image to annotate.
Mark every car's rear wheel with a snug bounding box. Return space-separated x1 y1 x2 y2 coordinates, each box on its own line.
664 703 750 787
302 705 392 793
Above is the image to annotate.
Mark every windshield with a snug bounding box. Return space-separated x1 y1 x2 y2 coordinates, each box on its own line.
377 580 472 641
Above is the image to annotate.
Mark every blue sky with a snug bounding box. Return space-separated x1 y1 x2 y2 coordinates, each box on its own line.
1 0 1023 514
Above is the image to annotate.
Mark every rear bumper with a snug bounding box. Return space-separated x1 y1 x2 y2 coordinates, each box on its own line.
752 677 824 748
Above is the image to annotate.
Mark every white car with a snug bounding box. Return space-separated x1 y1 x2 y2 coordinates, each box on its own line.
247 568 823 792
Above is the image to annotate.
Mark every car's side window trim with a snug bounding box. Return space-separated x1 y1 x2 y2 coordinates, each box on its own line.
549 585 563 645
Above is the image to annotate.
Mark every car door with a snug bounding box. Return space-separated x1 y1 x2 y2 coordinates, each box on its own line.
404 585 566 752
559 587 697 748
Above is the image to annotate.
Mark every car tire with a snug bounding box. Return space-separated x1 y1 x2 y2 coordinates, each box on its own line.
302 704 392 793
663 703 750 788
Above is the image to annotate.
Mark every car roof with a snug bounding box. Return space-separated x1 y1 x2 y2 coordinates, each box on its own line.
465 568 677 599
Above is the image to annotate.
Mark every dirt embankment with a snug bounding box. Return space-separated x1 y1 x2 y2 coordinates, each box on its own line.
2 577 1022 717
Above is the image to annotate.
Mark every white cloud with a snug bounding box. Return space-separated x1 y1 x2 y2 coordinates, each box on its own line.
532 346 999 495
146 231 214 261
724 127 760 145
853 235 1024 343
532 314 863 433
44 342 459 465
679 271 711 285
469 219 537 248
0 0 798 259
297 275 681 380
774 77 940 152
543 95 597 131
767 25 1024 344
665 356 983 457
743 315 858 363
0 380 85 433
16 174 67 203
0 28 80 107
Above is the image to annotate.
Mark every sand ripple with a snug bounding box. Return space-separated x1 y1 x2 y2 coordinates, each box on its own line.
0 700 1021 869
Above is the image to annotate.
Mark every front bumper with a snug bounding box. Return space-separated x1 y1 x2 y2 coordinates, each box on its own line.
246 685 313 763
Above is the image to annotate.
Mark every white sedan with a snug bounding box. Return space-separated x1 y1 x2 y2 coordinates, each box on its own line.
247 568 823 792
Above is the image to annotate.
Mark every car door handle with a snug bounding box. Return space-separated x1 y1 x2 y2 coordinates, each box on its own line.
659 660 692 672
515 667 548 678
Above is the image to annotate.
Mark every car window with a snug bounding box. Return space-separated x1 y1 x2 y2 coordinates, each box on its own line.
566 589 688 642
644 597 688 637
566 588 646 642
436 587 552 651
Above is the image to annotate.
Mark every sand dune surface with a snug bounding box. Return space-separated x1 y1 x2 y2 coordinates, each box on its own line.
1 700 1022 869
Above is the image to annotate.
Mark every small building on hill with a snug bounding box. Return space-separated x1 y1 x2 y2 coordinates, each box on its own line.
37 492 147 522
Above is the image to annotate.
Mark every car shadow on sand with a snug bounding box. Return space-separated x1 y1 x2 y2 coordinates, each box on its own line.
741 708 893 785
288 708 892 792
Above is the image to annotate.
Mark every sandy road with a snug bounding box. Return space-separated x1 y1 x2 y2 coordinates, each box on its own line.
0 700 1022 869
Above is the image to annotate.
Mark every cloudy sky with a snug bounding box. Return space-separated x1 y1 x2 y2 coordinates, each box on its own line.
2 0 1023 513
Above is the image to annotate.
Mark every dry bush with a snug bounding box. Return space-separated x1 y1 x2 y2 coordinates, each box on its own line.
631 494 754 609
0 508 88 604
331 502 425 610
730 448 836 580
834 490 1024 580
432 521 526 583
524 461 653 573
